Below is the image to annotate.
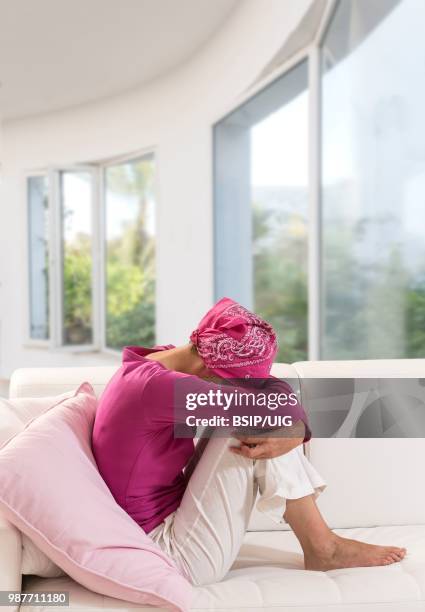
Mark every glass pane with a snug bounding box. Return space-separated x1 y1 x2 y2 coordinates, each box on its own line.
321 0 425 359
28 176 49 340
105 156 156 350
214 61 309 362
60 171 93 346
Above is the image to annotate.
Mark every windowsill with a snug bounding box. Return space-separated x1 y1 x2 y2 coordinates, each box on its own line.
22 342 50 350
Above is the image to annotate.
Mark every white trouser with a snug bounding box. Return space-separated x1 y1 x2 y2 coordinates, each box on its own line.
149 434 326 586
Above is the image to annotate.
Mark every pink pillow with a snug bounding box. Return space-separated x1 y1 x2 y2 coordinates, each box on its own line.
0 382 191 612
0 390 77 577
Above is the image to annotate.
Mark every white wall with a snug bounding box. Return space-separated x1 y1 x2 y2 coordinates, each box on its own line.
0 0 314 379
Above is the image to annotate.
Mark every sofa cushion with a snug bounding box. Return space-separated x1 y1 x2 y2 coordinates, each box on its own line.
9 366 119 399
293 360 425 529
307 438 425 529
21 524 425 611
293 359 425 379
0 382 191 612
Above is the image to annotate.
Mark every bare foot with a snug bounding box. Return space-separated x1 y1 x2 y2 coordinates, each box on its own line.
304 534 407 571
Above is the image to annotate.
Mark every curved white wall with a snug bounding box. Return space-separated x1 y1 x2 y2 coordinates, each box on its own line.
0 0 314 378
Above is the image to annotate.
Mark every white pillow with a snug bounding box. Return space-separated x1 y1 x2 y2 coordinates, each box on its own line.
0 391 75 436
0 399 24 446
0 391 75 577
21 534 65 577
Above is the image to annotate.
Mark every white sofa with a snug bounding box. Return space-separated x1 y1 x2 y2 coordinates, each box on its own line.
2 359 425 612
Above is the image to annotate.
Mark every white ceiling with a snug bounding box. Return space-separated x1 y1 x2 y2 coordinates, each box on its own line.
0 0 239 120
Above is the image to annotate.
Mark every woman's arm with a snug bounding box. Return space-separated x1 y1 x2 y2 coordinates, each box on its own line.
145 368 311 451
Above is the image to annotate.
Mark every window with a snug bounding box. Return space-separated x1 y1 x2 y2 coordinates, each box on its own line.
60 170 95 346
321 0 425 358
28 176 49 341
214 61 309 363
214 0 425 360
26 153 156 351
104 156 156 350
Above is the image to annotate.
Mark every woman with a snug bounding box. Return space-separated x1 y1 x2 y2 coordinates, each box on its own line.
92 297 406 586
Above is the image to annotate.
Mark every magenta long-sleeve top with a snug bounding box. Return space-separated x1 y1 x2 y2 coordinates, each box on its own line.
91 345 310 534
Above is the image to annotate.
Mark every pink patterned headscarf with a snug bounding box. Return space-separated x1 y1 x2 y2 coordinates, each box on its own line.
190 297 278 379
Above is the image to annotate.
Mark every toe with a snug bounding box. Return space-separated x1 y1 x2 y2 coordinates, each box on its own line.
393 548 406 560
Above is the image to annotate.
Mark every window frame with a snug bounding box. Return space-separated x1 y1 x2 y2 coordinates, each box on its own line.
25 148 157 354
212 0 338 361
99 150 158 356
48 164 100 352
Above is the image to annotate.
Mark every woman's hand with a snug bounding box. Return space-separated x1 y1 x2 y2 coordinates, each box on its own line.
229 420 306 459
